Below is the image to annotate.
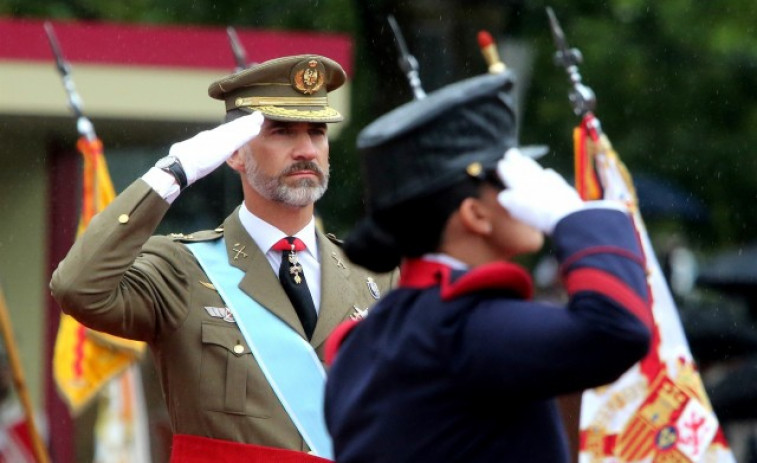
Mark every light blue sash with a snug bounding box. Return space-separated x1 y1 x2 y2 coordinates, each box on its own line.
186 239 332 460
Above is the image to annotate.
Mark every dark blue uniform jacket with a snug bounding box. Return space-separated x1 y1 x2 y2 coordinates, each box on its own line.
325 208 653 462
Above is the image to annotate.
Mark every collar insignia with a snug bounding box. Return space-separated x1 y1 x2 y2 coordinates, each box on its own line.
350 305 369 321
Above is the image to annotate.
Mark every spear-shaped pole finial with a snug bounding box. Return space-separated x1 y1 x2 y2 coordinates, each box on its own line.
44 21 97 142
387 15 426 100
546 7 596 117
226 26 249 72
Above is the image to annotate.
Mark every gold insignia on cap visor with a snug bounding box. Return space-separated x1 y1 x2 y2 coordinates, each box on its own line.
234 96 329 108
292 59 326 95
253 105 342 121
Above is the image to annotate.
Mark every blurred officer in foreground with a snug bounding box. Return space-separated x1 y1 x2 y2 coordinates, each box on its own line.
51 55 395 462
324 70 653 462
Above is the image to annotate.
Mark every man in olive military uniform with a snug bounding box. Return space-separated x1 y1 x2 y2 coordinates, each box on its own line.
51 55 396 462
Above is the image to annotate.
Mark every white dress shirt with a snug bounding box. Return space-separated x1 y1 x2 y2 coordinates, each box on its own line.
142 167 322 313
238 205 321 314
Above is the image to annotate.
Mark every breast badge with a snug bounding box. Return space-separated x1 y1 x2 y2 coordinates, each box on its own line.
204 306 235 323
366 277 381 300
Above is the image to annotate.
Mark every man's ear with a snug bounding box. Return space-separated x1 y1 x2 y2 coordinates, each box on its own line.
226 149 245 173
458 197 493 236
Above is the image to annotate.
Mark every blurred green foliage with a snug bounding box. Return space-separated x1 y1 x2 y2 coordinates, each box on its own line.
0 0 356 31
6 0 756 251
518 0 757 251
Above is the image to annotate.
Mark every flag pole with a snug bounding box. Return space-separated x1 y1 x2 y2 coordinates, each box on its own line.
45 19 144 414
546 8 737 462
226 26 249 72
474 30 549 160
387 15 426 100
0 285 51 463
477 30 506 74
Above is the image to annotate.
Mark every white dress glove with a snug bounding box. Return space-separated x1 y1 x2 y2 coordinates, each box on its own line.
169 111 265 186
496 148 584 235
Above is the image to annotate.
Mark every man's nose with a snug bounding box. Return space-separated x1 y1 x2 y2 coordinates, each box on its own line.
292 133 318 160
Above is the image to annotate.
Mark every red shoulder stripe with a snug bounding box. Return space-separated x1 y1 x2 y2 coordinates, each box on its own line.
563 267 653 331
559 245 645 275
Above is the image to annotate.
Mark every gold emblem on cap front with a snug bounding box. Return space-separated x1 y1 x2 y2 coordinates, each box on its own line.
293 59 325 95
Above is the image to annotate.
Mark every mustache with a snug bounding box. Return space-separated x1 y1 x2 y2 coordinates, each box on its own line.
281 161 325 179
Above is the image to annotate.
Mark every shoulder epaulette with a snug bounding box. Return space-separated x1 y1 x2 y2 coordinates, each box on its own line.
325 232 344 246
168 227 224 243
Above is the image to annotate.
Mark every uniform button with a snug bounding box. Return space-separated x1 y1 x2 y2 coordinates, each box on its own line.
233 344 244 354
118 214 129 224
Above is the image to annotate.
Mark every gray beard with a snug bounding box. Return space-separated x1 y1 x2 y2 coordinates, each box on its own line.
244 155 329 208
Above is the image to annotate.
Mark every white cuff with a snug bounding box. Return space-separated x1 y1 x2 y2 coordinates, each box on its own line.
141 167 181 205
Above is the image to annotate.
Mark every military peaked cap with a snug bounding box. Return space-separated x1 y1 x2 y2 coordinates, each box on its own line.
208 54 347 123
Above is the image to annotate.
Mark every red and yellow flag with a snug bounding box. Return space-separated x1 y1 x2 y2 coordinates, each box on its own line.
573 114 735 463
53 136 145 414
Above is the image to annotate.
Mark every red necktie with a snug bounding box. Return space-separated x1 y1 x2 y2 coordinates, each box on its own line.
273 237 317 339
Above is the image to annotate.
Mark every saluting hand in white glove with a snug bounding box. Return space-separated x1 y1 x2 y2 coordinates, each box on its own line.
496 148 584 235
169 111 265 187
